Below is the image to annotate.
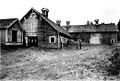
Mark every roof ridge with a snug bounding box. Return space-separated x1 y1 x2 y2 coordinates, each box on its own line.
0 18 18 20
41 16 72 37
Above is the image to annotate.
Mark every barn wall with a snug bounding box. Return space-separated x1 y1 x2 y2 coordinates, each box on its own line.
0 29 6 43
101 33 117 45
70 33 91 43
8 22 23 43
117 32 120 41
38 19 58 48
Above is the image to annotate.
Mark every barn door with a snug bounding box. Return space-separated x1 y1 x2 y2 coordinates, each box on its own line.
12 30 17 42
28 37 38 46
90 34 101 44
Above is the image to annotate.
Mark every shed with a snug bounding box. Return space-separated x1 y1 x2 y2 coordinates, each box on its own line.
0 18 23 45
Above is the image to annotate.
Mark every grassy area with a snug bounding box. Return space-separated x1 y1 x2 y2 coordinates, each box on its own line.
1 45 120 80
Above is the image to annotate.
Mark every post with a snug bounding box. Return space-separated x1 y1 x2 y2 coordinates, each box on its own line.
0 31 1 63
79 39 82 49
58 32 60 48
5 29 8 42
25 37 28 46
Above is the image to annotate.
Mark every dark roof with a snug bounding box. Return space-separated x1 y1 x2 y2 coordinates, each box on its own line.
96 23 118 32
0 18 18 29
63 23 118 33
42 17 71 37
20 8 71 38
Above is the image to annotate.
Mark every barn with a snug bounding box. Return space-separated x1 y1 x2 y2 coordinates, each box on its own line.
62 21 119 45
0 18 23 45
20 8 71 48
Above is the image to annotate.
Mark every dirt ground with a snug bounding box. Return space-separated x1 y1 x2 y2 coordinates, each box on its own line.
0 45 120 81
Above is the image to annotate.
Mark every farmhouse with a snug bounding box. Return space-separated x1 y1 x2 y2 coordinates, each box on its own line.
0 18 23 45
20 8 71 48
62 20 119 45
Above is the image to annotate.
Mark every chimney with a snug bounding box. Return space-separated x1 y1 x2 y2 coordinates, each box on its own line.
94 19 99 25
56 20 61 26
66 21 70 31
41 8 49 17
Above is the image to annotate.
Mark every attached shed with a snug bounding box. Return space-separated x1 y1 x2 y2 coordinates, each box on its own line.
20 8 71 48
0 18 23 45
62 23 118 45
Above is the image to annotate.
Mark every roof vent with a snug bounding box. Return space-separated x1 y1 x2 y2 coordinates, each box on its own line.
66 21 70 26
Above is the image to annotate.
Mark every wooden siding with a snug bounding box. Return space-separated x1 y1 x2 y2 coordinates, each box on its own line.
38 19 58 48
21 12 59 48
70 33 91 43
0 29 6 43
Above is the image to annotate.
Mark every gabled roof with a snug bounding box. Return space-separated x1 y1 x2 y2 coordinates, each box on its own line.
0 18 18 29
63 23 118 33
20 8 71 38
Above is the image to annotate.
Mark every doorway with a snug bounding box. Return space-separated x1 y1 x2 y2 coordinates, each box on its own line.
28 37 38 46
12 30 17 42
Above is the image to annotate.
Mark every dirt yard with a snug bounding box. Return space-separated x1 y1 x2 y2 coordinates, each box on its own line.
1 45 120 81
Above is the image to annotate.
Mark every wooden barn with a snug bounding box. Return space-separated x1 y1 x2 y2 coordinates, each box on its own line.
20 8 71 48
0 18 23 45
62 21 119 45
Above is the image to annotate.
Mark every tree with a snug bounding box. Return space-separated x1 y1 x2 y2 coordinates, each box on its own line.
117 20 120 41
117 19 120 32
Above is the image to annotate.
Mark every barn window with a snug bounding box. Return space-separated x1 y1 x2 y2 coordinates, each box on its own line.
49 36 56 43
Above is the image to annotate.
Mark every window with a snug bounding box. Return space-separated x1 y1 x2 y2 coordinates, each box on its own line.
111 39 115 43
30 12 36 18
49 36 56 43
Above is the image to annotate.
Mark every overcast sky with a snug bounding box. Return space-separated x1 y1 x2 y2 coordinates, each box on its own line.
0 0 120 25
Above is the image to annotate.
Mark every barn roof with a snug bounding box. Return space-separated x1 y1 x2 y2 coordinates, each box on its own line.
0 18 18 29
63 23 118 33
20 8 71 38
96 23 118 32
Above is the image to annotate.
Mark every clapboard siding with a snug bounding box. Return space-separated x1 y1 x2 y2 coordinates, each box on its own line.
38 19 58 48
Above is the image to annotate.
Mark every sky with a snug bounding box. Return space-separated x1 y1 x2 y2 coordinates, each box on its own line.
0 0 120 25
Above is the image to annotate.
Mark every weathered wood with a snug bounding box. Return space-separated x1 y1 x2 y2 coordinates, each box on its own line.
21 9 70 48
70 32 118 45
8 22 23 43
